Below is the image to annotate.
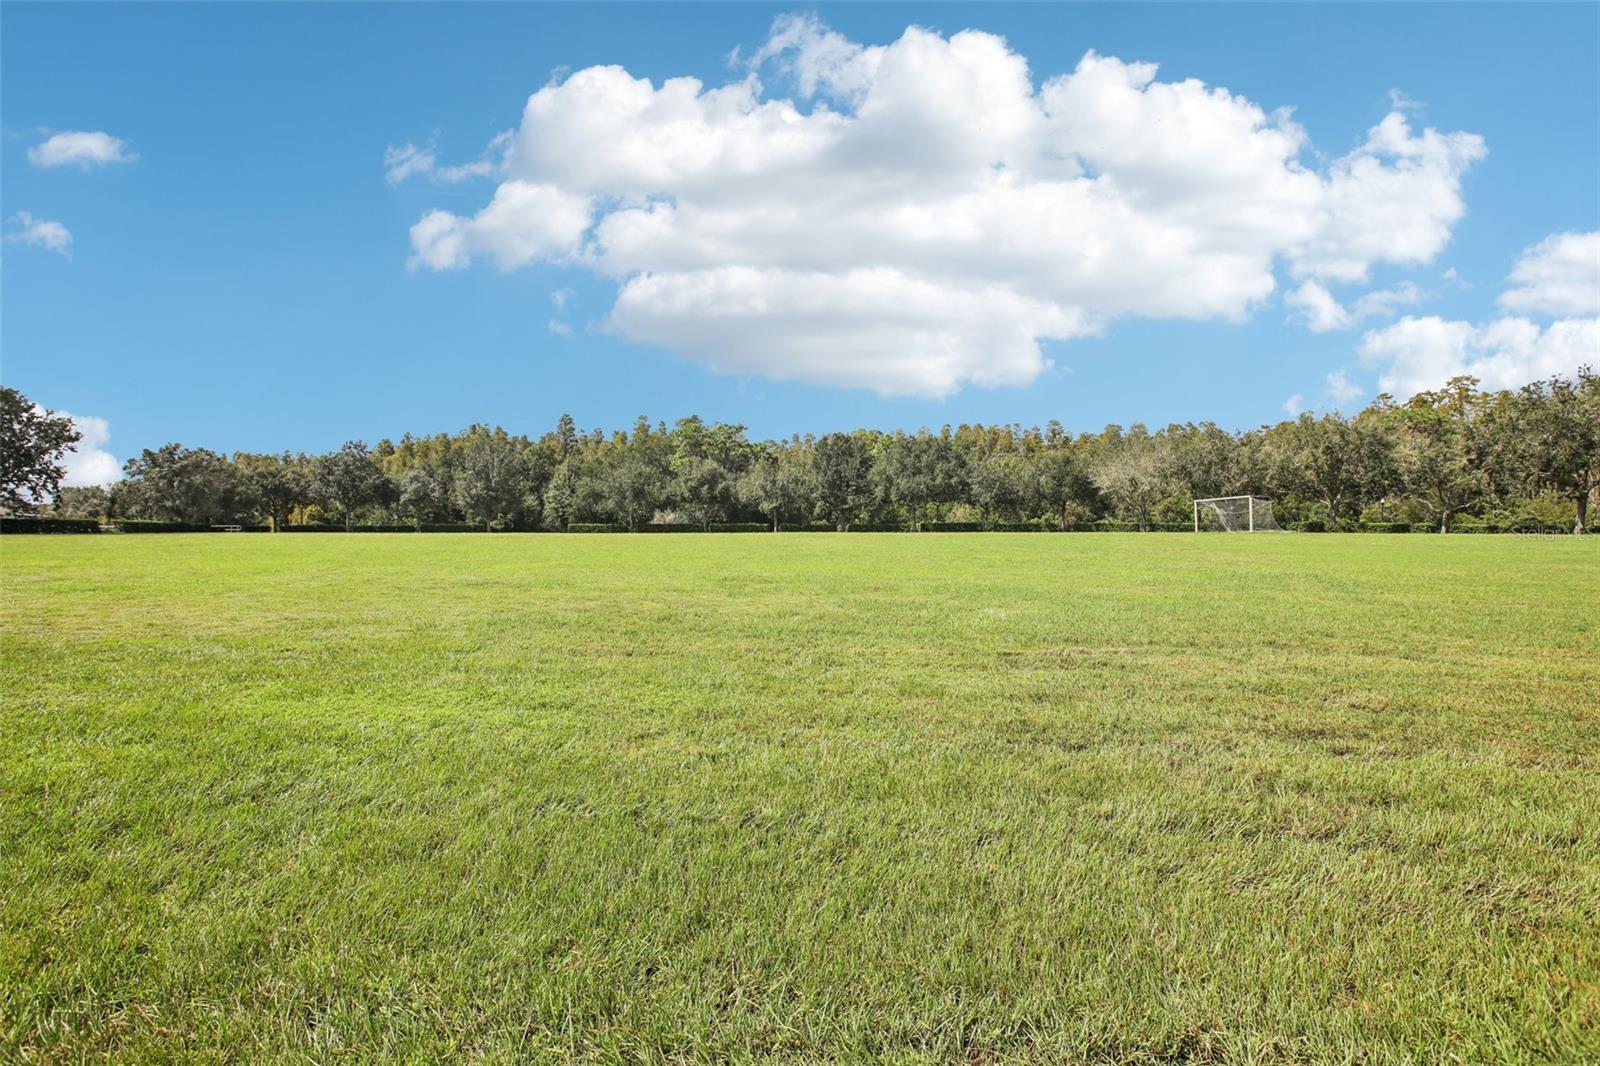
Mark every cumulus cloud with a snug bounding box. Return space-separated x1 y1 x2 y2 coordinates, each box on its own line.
1361 315 1599 399
58 413 121 487
6 212 73 256
1497 231 1600 317
28 130 136 169
1356 230 1598 399
404 15 1486 395
1283 394 1305 416
1287 279 1422 332
407 181 591 270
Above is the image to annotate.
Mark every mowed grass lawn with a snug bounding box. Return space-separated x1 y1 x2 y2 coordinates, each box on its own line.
2 533 1597 1064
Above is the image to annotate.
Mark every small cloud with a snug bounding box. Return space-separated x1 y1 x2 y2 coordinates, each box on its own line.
60 413 121 486
1285 280 1350 332
1326 370 1363 406
384 142 437 185
1350 281 1422 320
550 288 573 309
1286 279 1421 332
385 131 510 186
6 212 72 257
548 319 573 336
1283 393 1305 416
28 130 136 169
1387 88 1424 114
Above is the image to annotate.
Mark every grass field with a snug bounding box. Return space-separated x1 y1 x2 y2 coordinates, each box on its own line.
2 533 1597 1063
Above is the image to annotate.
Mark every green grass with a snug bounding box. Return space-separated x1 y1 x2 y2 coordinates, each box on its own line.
2 533 1597 1064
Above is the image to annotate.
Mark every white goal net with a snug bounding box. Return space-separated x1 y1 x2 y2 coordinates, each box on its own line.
1193 496 1283 532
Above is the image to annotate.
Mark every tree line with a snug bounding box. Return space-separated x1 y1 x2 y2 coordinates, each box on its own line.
7 370 1598 534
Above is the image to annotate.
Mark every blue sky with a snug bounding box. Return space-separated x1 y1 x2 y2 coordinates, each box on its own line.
4 3 1597 481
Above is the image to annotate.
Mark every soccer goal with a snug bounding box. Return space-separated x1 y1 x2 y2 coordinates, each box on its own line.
1193 496 1284 532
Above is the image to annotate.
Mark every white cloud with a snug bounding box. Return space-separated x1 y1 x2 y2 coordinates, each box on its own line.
1360 314 1600 399
548 319 572 336
1285 281 1351 332
407 181 591 271
384 142 437 185
385 133 508 185
550 287 573 308
1326 369 1363 405
59 413 121 487
1387 88 1423 114
6 212 73 257
1498 231 1600 317
404 16 1486 396
28 130 136 169
1283 394 1305 416
1286 278 1424 333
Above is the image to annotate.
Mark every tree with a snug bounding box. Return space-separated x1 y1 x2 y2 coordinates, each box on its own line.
737 444 815 531
234 452 308 530
121 444 236 524
553 413 578 458
813 433 873 531
542 459 580 531
1389 377 1490 533
453 427 530 531
601 453 668 531
1 386 81 514
53 485 110 519
1091 428 1170 531
399 463 452 527
969 453 1030 528
874 431 964 530
314 441 392 530
1265 412 1394 527
1163 422 1243 501
1031 445 1097 530
1510 369 1600 533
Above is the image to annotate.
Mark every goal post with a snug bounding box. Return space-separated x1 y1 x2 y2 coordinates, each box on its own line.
1193 496 1283 532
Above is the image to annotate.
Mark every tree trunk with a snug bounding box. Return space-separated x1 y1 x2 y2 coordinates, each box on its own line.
1575 492 1588 535
1440 510 1451 534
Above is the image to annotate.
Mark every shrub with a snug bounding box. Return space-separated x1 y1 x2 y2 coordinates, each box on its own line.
1298 519 1327 533
567 523 625 533
924 522 984 532
708 523 770 533
1360 522 1411 534
1 516 101 534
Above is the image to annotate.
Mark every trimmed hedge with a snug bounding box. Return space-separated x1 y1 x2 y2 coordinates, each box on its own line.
1 516 101 534
567 523 626 533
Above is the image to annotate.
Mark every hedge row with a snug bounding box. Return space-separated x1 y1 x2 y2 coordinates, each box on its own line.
0 516 102 534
